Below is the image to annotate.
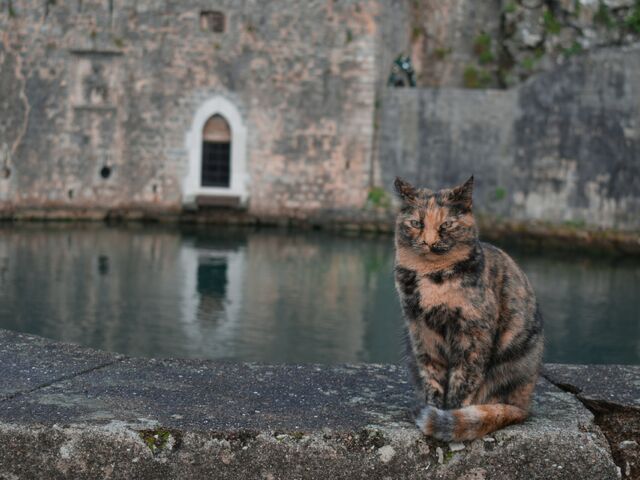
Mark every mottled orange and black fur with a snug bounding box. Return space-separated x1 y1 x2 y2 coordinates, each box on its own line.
394 176 543 441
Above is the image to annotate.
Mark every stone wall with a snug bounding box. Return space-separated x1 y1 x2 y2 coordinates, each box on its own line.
0 0 385 217
408 0 640 88
378 45 640 231
1 0 640 231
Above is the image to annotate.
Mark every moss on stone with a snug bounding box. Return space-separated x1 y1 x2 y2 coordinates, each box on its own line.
139 428 177 455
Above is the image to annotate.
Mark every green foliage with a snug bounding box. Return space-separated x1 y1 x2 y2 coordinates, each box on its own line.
625 1 640 33
573 0 582 15
563 41 583 57
463 66 491 88
594 2 615 29
367 186 391 209
493 187 507 201
564 219 586 229
473 32 494 64
521 56 536 71
479 49 495 65
543 9 562 35
503 2 517 14
434 47 451 60
463 66 479 88
112 36 125 48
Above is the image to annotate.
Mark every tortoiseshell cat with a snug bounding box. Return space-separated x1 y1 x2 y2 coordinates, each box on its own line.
394 176 543 441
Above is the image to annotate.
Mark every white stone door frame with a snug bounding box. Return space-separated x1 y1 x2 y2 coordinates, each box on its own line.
183 96 248 204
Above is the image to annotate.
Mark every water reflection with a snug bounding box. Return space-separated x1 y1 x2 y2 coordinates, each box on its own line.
0 224 637 364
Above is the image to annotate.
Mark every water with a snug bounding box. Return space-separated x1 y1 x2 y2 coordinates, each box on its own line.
0 224 638 365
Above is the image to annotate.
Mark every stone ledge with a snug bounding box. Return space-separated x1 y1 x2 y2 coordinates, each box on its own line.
0 329 625 479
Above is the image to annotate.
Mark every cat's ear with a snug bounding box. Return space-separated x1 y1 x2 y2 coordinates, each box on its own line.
450 175 474 209
394 177 418 202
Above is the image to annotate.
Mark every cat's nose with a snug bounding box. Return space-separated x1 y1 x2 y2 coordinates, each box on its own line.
423 230 439 246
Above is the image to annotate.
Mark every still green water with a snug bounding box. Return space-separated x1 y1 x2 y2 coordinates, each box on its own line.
0 224 638 364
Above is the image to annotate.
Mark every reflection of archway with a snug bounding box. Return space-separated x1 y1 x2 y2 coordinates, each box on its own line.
178 242 246 357
183 96 248 204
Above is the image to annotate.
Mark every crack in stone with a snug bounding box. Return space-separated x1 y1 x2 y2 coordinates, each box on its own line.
543 372 636 478
0 357 125 403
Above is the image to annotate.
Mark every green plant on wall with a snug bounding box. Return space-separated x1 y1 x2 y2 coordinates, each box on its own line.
543 9 562 35
562 41 582 57
594 2 615 29
367 186 391 209
626 1 640 33
503 2 516 14
473 32 495 64
434 47 451 60
463 66 492 88
521 56 537 71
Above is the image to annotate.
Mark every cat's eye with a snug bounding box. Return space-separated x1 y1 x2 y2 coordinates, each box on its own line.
409 220 423 229
440 221 453 230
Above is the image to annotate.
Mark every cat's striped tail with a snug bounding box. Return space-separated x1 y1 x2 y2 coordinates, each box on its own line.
415 404 528 441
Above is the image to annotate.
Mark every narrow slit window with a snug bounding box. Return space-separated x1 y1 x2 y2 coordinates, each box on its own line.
201 115 231 188
200 11 225 33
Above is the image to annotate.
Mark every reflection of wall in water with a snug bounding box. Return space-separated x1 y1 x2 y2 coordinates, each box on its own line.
177 243 245 358
0 227 187 355
236 233 368 363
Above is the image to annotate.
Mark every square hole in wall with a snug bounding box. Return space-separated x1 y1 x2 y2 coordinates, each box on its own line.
200 11 225 33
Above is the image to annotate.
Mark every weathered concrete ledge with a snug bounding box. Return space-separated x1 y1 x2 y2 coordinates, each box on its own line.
0 329 636 479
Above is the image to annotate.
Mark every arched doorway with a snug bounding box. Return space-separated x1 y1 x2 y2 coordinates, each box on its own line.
201 115 231 187
183 96 248 205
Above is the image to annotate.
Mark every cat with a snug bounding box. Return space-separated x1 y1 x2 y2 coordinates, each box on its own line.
393 176 543 441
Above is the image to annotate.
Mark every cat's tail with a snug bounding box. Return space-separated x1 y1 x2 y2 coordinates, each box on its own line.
415 404 528 441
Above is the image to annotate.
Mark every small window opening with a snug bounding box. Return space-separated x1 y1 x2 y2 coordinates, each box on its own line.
1 167 9 179
100 166 112 179
68 189 74 199
98 255 109 275
201 115 231 188
200 11 225 33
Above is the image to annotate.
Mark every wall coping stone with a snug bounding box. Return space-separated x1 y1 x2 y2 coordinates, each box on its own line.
0 328 631 479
